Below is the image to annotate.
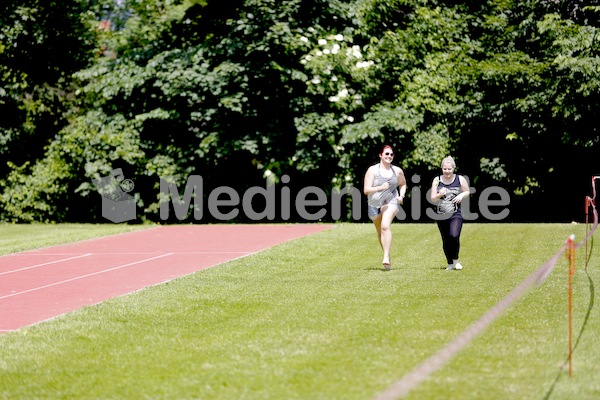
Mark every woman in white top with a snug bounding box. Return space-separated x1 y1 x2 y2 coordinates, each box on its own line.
363 145 407 270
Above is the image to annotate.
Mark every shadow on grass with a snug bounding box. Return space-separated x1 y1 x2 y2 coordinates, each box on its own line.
542 235 595 399
364 267 392 272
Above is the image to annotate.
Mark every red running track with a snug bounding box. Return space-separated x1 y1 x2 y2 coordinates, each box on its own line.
0 224 331 332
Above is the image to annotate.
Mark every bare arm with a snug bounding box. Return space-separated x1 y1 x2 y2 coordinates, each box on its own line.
395 167 407 204
451 175 471 204
431 176 445 203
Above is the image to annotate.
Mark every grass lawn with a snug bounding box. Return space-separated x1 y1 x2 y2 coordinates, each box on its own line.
0 223 598 399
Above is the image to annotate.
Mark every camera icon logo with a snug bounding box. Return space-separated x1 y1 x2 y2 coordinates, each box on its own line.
92 169 136 223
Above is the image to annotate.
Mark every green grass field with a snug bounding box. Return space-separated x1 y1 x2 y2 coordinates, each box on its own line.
0 223 598 399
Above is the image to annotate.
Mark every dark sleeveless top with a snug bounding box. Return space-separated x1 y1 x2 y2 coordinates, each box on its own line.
436 174 462 214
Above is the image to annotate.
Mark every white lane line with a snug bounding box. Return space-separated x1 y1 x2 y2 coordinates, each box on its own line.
0 253 94 275
0 253 174 300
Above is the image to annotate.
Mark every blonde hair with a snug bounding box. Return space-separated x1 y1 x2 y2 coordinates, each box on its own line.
441 156 456 169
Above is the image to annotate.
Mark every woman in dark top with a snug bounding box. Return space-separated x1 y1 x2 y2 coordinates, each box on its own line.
430 156 470 270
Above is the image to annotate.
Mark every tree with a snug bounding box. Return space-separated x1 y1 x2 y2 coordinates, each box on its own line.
298 0 600 221
1 0 598 222
2 0 353 221
456 1 600 219
0 0 95 176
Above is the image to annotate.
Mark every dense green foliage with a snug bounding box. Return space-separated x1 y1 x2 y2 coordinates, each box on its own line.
1 0 598 222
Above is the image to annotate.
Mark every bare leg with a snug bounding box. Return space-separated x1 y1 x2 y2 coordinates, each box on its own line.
380 205 398 266
372 214 383 250
371 213 390 269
